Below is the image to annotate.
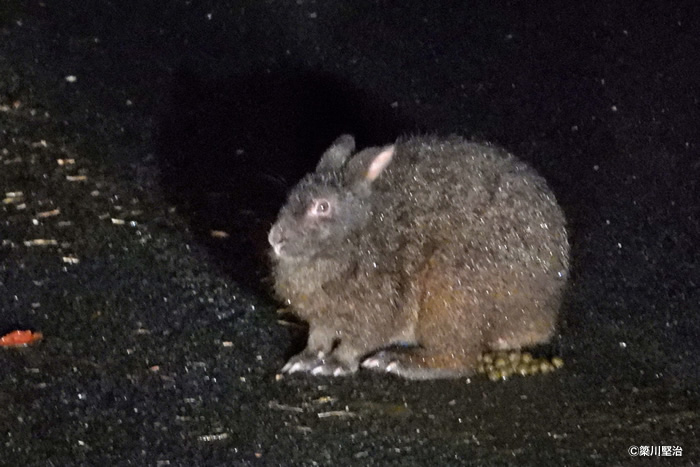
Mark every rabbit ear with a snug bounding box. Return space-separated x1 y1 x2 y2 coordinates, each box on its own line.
364 145 395 181
316 134 356 172
347 144 395 195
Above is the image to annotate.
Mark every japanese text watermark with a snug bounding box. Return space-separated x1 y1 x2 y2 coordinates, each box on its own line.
628 445 682 457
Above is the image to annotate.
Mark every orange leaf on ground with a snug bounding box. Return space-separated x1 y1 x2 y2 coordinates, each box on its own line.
0 330 43 347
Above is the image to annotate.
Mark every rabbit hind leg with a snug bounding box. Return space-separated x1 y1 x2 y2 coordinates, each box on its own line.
362 261 484 380
361 346 481 379
483 269 562 352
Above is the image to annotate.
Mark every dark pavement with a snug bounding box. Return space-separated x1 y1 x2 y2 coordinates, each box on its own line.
1 1 698 464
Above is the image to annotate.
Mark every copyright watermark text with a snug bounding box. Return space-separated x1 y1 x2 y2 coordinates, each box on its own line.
628 445 682 457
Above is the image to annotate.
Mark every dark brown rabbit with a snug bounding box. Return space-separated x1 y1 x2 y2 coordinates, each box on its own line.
268 135 569 379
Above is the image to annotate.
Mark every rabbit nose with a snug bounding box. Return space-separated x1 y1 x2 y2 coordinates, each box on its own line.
269 225 288 257
268 224 286 253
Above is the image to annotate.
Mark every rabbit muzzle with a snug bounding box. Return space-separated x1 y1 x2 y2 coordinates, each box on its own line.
268 223 286 257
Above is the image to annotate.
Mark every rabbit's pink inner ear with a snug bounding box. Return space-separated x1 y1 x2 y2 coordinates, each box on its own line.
365 145 395 181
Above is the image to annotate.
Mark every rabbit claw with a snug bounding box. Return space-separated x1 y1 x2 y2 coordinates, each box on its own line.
310 362 353 377
361 351 401 374
281 354 322 373
282 353 354 376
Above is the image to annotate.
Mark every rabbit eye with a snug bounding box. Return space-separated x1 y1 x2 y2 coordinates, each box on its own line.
311 199 331 216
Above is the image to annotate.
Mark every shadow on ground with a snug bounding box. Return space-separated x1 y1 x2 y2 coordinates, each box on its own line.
155 66 415 293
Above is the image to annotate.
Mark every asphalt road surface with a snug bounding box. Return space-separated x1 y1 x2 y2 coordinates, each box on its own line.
1 1 698 465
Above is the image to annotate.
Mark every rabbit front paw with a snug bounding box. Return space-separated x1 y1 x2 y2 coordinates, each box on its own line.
282 352 355 376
